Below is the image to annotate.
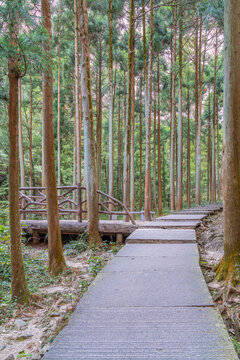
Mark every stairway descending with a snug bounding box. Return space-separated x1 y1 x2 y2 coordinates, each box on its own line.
44 203 238 360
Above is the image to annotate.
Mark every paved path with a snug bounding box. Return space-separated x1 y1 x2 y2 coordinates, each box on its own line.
44 203 238 360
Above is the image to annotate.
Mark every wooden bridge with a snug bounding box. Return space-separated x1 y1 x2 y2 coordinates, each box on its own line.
19 185 153 243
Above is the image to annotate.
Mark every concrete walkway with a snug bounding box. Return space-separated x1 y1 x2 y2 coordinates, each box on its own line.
44 204 238 360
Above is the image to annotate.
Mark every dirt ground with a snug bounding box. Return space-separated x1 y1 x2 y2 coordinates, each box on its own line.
197 211 240 358
0 242 119 360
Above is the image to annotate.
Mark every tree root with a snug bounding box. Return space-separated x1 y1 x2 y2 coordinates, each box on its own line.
216 255 240 286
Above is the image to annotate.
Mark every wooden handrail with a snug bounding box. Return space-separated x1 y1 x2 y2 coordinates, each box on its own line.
19 185 136 225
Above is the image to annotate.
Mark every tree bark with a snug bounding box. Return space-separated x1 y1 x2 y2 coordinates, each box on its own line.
130 28 135 214
79 0 101 245
177 0 183 210
208 91 212 203
187 87 191 208
170 0 177 211
153 96 157 211
123 0 134 222
216 97 221 201
139 76 143 211
41 0 66 275
18 78 25 190
8 8 29 303
157 58 162 215
195 16 200 205
29 67 33 193
117 93 122 200
57 0 62 188
97 40 102 191
108 0 114 205
211 30 218 203
144 0 153 221
75 0 81 186
217 0 240 281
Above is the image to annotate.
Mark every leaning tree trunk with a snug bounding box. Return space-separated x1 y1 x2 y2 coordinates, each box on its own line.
217 0 240 282
8 11 29 303
79 0 102 245
41 0 66 275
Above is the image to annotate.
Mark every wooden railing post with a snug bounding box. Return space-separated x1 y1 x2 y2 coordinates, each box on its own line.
77 183 82 223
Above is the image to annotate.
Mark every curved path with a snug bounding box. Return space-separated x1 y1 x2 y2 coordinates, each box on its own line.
44 203 238 360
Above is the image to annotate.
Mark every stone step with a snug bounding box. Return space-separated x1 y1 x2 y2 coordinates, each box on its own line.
137 220 201 229
127 229 196 243
156 214 207 221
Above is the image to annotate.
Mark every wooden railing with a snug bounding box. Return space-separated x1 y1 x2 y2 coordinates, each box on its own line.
19 185 136 225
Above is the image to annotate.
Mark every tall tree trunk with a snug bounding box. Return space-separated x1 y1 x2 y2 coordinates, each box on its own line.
217 0 240 281
216 97 220 201
79 0 101 245
162 141 166 208
57 0 62 188
208 92 212 203
108 0 114 204
123 0 134 221
29 67 33 192
144 0 153 221
177 0 183 210
196 16 202 206
187 87 191 208
153 96 157 211
157 58 162 215
97 40 102 191
130 29 135 214
8 8 29 303
211 30 218 203
195 15 200 205
139 76 143 211
18 78 25 190
75 0 81 186
170 0 177 211
117 93 122 199
196 17 203 205
41 0 66 275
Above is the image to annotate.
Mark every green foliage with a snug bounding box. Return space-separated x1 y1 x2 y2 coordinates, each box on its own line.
64 233 89 256
110 242 120 255
231 337 240 356
88 256 105 276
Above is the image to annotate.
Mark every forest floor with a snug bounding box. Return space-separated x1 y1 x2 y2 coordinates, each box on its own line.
197 211 240 358
1 212 240 359
0 237 121 360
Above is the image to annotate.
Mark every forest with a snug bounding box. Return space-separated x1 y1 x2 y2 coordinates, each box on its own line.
1 0 240 358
